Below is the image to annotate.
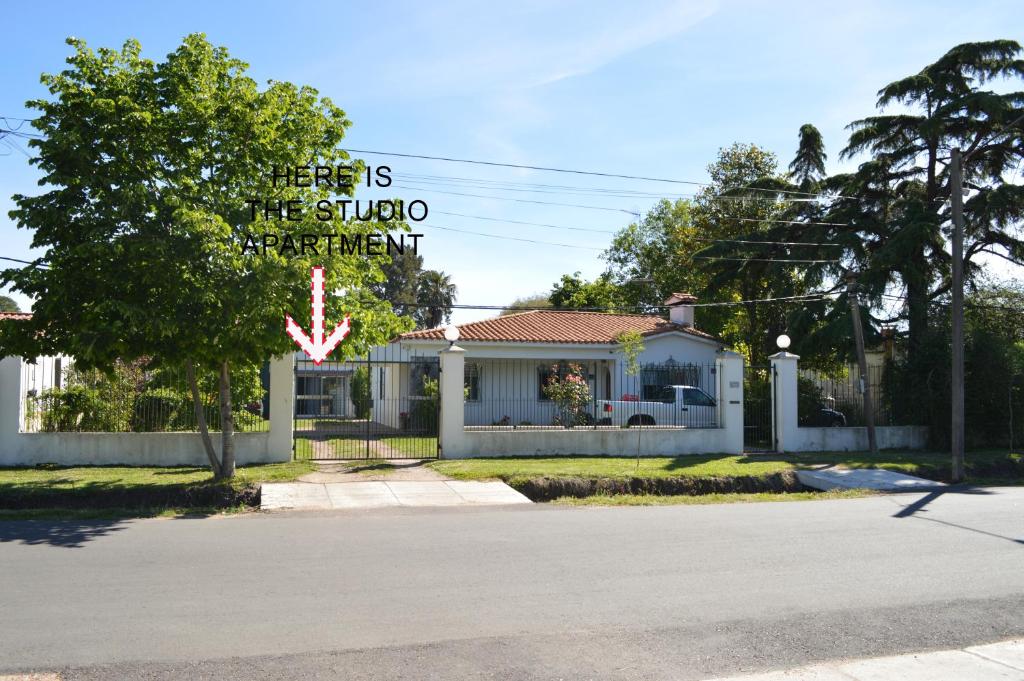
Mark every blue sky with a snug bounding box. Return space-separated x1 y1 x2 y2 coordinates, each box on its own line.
1 0 1021 323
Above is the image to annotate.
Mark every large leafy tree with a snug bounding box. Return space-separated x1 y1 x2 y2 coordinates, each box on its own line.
414 270 457 328
549 271 620 310
0 296 18 312
500 293 552 316
1 35 409 478
371 249 423 319
827 40 1024 371
603 198 703 313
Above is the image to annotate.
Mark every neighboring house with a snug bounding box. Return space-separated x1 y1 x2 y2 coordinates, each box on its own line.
373 294 728 428
293 354 356 418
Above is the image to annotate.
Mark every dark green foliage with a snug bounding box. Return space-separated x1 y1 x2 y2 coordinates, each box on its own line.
130 388 181 432
350 366 371 419
0 295 18 312
414 270 457 329
881 285 1024 448
549 272 620 310
500 293 552 315
408 375 439 432
34 385 110 432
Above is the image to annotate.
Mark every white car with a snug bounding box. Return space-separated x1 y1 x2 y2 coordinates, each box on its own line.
595 385 718 427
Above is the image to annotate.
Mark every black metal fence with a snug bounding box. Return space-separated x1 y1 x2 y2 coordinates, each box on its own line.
798 365 900 427
743 364 775 450
293 345 439 460
464 360 720 430
21 357 269 433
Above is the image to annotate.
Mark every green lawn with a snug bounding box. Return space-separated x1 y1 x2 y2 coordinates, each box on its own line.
428 455 794 482
294 435 437 460
427 450 1023 485
0 461 314 518
553 489 877 506
380 436 438 457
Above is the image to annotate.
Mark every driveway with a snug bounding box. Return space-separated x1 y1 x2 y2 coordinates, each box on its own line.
1 487 1022 679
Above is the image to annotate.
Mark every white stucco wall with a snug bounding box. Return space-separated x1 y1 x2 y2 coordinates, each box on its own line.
0 355 294 467
451 427 739 458
790 425 928 452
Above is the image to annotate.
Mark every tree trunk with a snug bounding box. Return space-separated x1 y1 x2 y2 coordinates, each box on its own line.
218 360 236 479
186 361 222 477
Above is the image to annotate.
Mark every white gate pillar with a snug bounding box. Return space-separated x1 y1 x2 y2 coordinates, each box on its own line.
769 351 800 453
716 351 744 454
267 354 294 461
438 345 466 459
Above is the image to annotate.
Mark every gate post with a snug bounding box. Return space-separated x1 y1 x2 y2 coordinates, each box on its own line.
267 353 295 461
438 345 466 459
717 351 744 454
769 351 800 453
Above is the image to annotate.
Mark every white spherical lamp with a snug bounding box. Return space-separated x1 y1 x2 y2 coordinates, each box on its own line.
443 324 461 344
776 334 791 350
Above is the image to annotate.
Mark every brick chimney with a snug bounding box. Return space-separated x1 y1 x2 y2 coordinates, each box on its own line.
664 292 697 327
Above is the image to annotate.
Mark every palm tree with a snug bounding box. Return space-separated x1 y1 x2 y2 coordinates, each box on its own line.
415 270 457 329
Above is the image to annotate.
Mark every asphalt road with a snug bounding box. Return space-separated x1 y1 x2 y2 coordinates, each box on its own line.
1 487 1023 680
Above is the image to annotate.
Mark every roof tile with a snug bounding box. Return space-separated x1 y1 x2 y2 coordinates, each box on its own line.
398 310 718 345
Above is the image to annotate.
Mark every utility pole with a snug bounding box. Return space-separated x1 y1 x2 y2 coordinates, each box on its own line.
846 272 878 456
950 148 965 482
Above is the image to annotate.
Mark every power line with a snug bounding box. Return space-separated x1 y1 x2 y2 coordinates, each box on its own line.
694 256 840 264
434 210 615 234
389 292 836 314
346 147 850 200
434 208 853 234
392 184 639 215
0 256 48 268
421 224 605 250
695 237 844 248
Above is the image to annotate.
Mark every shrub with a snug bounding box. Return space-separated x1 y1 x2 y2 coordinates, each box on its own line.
35 385 110 432
542 363 591 427
130 388 184 431
409 375 439 432
351 366 371 419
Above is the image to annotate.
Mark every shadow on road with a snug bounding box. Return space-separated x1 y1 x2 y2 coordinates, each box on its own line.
891 486 1023 546
0 519 129 548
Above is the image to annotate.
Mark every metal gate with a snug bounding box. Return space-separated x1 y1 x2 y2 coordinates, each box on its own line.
293 349 440 460
744 364 776 452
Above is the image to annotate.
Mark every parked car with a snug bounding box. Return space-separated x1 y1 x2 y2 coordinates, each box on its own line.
800 402 847 427
596 385 717 427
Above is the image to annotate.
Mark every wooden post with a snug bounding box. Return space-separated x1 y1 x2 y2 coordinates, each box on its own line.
950 148 966 482
846 273 878 455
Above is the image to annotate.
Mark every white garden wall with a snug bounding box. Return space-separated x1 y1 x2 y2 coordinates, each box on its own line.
770 353 927 453
451 426 739 458
791 425 928 452
0 355 294 466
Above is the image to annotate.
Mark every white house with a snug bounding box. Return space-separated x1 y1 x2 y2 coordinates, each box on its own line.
373 294 727 429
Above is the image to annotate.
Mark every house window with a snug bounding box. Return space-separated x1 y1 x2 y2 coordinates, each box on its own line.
379 368 385 400
410 361 440 396
465 362 480 401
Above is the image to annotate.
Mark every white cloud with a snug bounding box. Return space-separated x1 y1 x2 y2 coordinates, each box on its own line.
372 0 719 96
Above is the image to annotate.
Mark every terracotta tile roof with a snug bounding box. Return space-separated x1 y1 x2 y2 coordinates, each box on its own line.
398 310 719 345
664 292 697 305
0 312 31 321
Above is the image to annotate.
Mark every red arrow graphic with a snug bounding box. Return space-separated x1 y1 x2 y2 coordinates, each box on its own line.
286 266 351 365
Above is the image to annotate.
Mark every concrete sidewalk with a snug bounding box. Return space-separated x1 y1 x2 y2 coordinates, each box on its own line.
796 467 946 492
708 638 1024 680
261 480 532 510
